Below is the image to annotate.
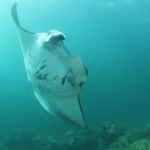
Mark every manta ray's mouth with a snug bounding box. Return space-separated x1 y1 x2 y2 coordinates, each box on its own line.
50 32 65 43
55 43 62 47
48 30 65 40
43 41 61 50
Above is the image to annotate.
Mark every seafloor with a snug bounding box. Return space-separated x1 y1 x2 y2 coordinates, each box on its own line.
1 122 150 150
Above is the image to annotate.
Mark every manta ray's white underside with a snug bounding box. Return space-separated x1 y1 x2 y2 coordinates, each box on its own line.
11 3 88 128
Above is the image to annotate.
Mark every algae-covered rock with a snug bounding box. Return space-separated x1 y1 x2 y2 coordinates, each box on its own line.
57 129 99 150
3 123 150 150
129 139 150 150
126 124 150 144
1 129 39 150
99 122 128 147
109 135 130 149
32 135 55 150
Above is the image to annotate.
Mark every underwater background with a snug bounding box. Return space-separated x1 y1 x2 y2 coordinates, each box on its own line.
0 0 150 149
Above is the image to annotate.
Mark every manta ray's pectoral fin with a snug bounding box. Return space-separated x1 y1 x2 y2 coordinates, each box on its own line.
44 54 88 128
11 3 36 52
53 94 87 128
35 90 87 128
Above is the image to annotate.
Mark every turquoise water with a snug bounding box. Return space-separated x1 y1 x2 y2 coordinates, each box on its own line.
0 0 150 143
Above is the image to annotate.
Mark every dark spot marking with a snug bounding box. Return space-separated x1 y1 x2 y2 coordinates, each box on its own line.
37 74 43 80
53 75 58 79
62 76 66 85
35 70 39 75
43 73 48 79
42 60 47 63
40 65 46 70
36 73 48 80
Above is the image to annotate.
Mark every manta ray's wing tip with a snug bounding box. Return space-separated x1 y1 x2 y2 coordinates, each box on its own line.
11 2 19 26
11 2 18 15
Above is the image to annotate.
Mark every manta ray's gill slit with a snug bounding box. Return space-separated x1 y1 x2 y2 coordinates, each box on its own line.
61 76 66 85
36 74 43 80
36 73 49 80
43 73 48 79
39 64 47 70
35 61 47 76
53 75 58 79
41 59 47 64
35 70 39 75
35 67 49 81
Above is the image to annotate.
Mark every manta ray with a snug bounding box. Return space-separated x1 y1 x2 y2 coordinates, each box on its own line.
11 3 88 128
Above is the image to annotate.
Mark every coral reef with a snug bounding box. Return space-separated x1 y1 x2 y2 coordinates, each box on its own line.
1 123 150 150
